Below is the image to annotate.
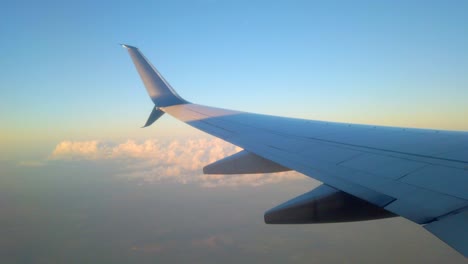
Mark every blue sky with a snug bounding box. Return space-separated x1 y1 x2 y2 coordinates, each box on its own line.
1 1 468 262
2 0 468 159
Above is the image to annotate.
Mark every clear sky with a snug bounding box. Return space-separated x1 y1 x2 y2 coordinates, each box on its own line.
0 1 467 262
1 0 468 158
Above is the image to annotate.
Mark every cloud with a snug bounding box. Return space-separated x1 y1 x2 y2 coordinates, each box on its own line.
50 140 110 160
50 137 305 187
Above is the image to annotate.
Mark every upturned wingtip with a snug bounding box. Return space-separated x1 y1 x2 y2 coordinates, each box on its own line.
120 44 137 49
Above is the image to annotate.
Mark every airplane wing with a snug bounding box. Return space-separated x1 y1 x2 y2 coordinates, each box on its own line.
122 45 468 257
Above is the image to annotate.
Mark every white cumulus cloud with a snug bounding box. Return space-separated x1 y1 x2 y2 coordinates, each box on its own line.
50 137 305 187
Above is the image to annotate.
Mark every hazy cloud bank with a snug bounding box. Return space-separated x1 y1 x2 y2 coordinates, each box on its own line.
49 137 304 187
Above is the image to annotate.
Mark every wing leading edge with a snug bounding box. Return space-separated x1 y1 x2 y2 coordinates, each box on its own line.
122 45 468 257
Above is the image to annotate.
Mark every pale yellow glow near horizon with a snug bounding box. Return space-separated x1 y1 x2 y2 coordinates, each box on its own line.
2 104 467 161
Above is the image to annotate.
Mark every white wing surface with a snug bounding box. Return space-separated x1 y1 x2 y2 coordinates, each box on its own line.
122 45 468 257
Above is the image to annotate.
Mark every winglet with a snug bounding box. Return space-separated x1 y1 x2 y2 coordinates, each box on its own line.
122 44 188 107
142 106 165 128
120 44 136 49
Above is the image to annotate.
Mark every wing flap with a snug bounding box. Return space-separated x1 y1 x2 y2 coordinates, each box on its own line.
399 165 468 200
425 208 468 257
339 153 427 180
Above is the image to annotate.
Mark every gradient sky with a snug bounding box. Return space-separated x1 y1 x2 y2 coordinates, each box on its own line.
1 0 468 159
0 0 468 263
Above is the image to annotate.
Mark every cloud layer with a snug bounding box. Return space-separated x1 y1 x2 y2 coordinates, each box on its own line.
50 137 304 187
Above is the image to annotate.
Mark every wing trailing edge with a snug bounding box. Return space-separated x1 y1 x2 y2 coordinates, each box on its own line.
424 208 468 257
